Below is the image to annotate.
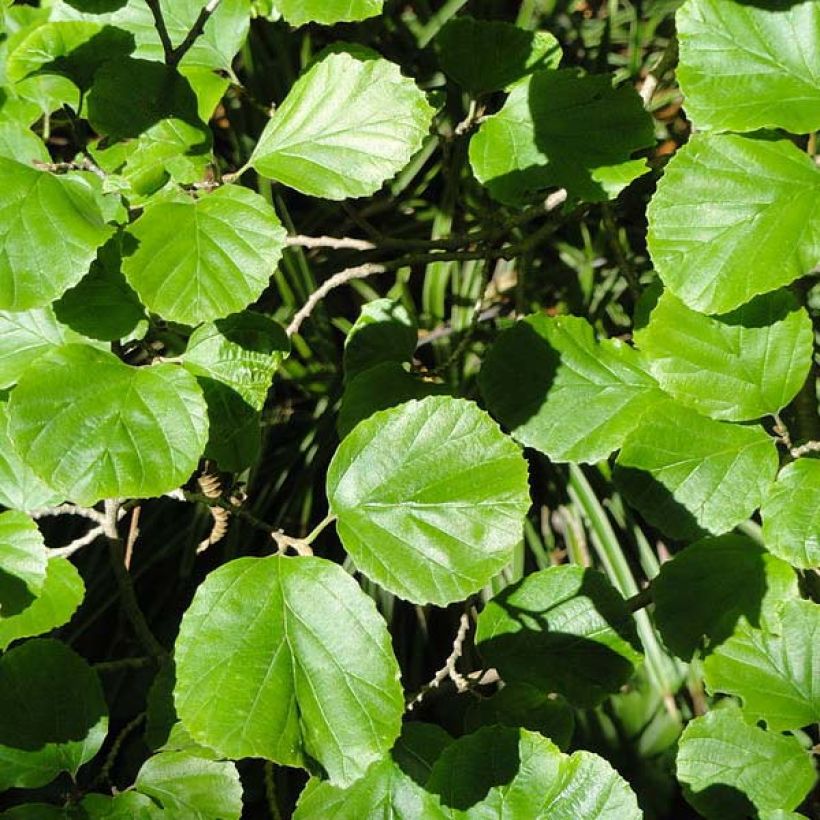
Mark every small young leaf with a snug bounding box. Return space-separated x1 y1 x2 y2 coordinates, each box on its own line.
426 726 641 818
8 345 208 505
122 186 286 325
0 158 114 310
0 557 85 651
676 706 816 819
652 534 798 661
479 314 663 463
134 750 242 819
437 16 561 94
761 459 820 569
475 565 642 707
676 0 820 134
647 133 820 314
250 52 434 200
615 401 779 539
174 554 403 787
469 68 654 205
635 289 813 421
703 599 820 732
276 0 382 26
0 510 47 616
327 396 531 606
0 638 108 790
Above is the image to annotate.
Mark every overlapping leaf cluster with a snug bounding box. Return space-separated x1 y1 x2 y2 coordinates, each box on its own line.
0 0 817 817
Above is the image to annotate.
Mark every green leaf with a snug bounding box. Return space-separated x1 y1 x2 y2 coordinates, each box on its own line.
475 565 642 708
122 186 286 325
703 599 820 732
0 806 72 820
276 0 381 25
0 401 61 512
294 758 446 820
174 554 403 786
652 534 798 661
436 16 561 94
615 401 779 539
676 0 820 134
761 459 820 569
0 638 108 790
343 298 417 381
469 69 654 205
634 289 813 421
79 792 158 819
250 51 434 200
479 314 663 463
8 344 208 505
134 750 242 819
0 557 85 651
326 396 531 606
0 158 114 310
182 311 289 412
338 361 449 440
426 726 641 818
464 684 575 751
0 121 50 164
676 706 816 819
0 510 46 616
647 133 820 314
391 723 453 785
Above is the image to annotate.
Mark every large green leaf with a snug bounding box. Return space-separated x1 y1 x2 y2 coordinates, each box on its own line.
182 311 289 412
326 396 531 606
703 599 820 732
676 0 820 134
676 706 816 819
0 158 114 310
0 402 61 512
122 186 286 325
276 0 381 25
0 510 46 617
0 121 50 164
635 289 813 421
615 401 779 539
79 792 158 819
174 554 403 787
8 344 208 505
0 638 108 790
475 565 642 708
436 16 561 94
425 726 641 818
134 751 242 819
647 133 820 314
761 460 820 569
479 314 663 463
652 535 798 661
469 68 654 205
250 51 434 200
0 557 85 651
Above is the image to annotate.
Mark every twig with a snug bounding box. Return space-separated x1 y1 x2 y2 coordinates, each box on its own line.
93 656 152 674
625 586 653 612
791 440 820 459
33 158 106 180
184 490 275 536
773 413 793 450
286 234 376 251
124 505 141 570
94 712 146 788
271 513 337 557
50 525 105 558
143 0 175 63
196 471 229 554
264 762 283 820
169 0 223 67
104 499 167 661
30 504 107 525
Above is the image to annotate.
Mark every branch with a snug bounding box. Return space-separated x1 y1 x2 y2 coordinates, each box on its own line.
286 234 376 251
30 503 107 525
143 0 175 63
169 0 223 67
50 525 105 558
791 440 820 458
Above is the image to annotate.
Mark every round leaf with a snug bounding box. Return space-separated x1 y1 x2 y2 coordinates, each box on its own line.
326 396 531 606
426 726 641 819
0 510 46 617
0 157 114 310
250 52 434 200
761 459 820 569
703 599 820 732
0 638 108 790
276 0 382 25
174 554 403 787
676 0 820 134
615 401 779 539
677 706 816 819
475 565 643 708
635 289 813 421
8 344 208 505
122 186 286 325
480 314 663 463
647 133 820 314
0 121 50 165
